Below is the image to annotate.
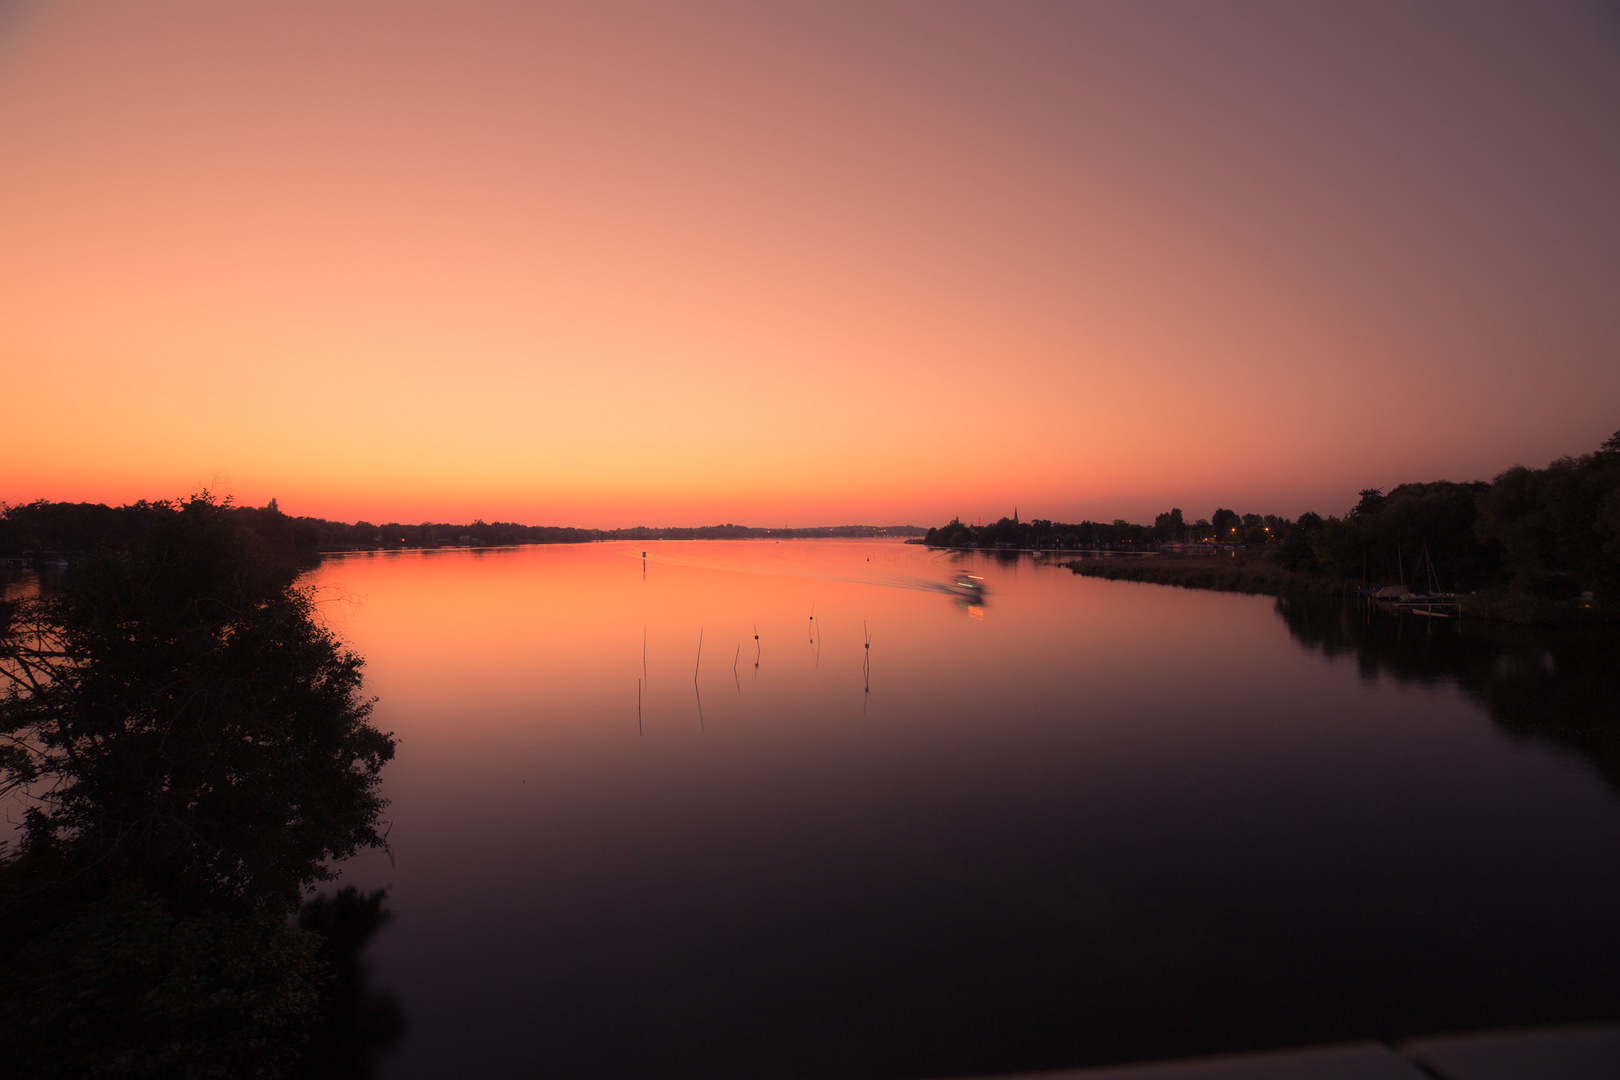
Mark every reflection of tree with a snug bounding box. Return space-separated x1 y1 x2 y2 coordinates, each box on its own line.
297 887 407 1079
0 495 399 1077
1275 597 1620 793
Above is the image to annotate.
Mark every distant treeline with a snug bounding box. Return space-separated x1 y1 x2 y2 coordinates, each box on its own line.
0 500 923 566
930 429 1620 601
594 523 924 541
924 506 1290 551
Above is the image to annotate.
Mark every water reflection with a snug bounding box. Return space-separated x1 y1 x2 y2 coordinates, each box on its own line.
296 888 406 1079
1277 597 1620 795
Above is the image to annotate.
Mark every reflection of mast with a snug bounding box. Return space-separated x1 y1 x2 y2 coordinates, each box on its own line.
863 620 872 695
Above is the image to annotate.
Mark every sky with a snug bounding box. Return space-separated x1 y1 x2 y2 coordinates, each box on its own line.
2 1 1617 528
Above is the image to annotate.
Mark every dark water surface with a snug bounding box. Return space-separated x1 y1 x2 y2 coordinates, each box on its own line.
312 541 1620 1079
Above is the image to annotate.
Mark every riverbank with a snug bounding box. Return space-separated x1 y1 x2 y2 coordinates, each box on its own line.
1064 554 1612 625
1064 553 1345 597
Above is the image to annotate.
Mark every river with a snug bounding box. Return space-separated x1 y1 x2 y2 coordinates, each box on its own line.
311 539 1620 1079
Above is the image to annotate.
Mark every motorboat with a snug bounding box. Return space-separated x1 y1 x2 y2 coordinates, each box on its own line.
945 573 988 603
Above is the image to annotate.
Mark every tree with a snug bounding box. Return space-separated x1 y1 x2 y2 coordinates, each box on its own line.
1152 508 1185 542
1275 512 1323 571
1 494 398 1075
1366 481 1495 590
1350 488 1386 519
1476 430 1620 598
1 494 395 914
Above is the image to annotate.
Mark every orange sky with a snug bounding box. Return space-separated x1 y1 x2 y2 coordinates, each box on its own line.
2 1 1617 528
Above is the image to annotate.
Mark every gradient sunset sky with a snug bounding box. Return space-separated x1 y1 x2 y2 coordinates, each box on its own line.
2 1 1617 528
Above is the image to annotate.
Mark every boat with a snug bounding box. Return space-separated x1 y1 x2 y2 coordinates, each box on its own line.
1396 546 1460 616
944 573 988 602
1364 546 1460 617
1396 592 1460 617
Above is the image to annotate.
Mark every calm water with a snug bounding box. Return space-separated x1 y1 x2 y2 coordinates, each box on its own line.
312 540 1620 1079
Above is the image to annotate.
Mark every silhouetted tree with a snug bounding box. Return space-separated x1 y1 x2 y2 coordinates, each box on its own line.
1350 488 1386 519
1 494 394 912
1152 508 1186 542
1275 512 1324 571
0 494 398 1077
296 887 407 1078
1476 431 1620 599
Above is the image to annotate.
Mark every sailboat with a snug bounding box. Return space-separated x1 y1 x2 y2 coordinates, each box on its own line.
1395 545 1460 617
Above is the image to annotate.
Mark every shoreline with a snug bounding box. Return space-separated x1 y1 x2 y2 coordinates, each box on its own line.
1061 553 1613 626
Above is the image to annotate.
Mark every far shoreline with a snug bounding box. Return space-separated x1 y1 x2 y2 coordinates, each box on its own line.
1057 552 1611 626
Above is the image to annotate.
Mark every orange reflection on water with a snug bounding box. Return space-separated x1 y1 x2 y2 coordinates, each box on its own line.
312 538 1298 804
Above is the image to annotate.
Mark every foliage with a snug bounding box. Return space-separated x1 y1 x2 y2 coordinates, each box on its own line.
295 887 407 1078
0 495 399 1076
1273 511 1323 571
1291 480 1498 589
1277 431 1620 600
1 494 394 913
0 499 163 560
926 515 1160 550
1475 432 1620 599
0 886 325 1079
923 506 1293 551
